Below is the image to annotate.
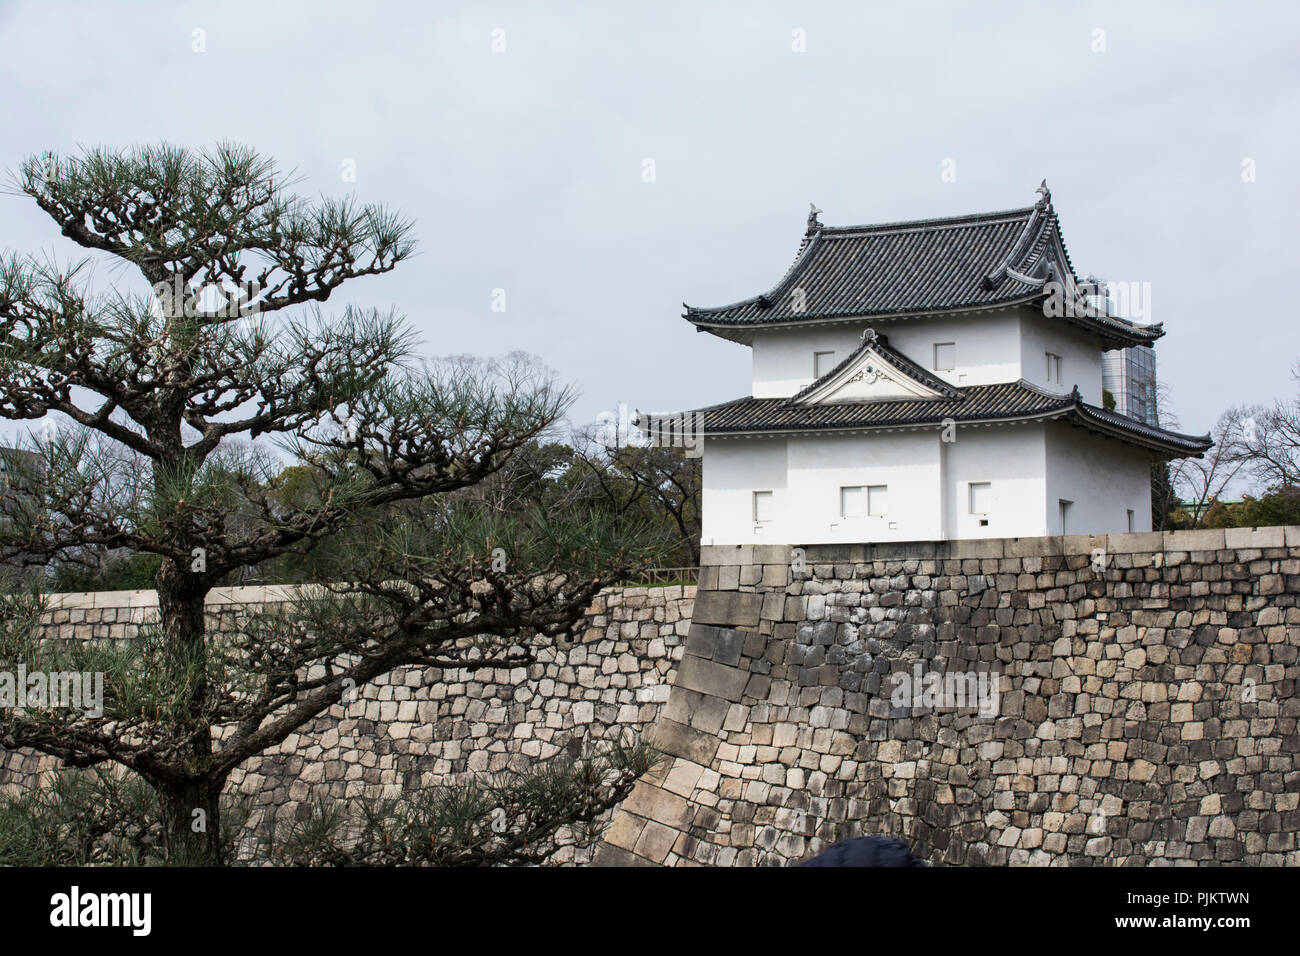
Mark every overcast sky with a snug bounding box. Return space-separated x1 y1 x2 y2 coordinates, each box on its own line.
1 0 1296 459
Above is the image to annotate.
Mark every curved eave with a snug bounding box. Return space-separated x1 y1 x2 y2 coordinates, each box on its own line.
701 407 1075 440
682 229 827 323
687 400 1210 460
687 297 1161 349
1068 402 1213 459
686 296 1046 345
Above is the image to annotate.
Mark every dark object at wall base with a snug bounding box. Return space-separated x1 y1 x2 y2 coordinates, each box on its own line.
797 836 927 867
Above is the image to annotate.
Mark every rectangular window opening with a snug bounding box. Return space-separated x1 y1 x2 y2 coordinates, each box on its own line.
753 490 773 523
969 481 991 516
1059 498 1073 535
814 351 836 378
840 485 863 518
933 342 955 372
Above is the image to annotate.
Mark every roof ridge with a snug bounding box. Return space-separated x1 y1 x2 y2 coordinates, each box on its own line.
1012 377 1072 402
820 205 1035 237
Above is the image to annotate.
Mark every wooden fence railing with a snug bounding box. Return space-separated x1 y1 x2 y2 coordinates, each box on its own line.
627 566 699 586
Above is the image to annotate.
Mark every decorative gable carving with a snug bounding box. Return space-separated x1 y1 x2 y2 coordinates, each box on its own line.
792 329 953 406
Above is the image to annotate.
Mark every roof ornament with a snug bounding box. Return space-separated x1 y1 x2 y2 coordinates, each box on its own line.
1035 179 1051 209
806 202 823 235
861 326 878 346
1005 265 1047 288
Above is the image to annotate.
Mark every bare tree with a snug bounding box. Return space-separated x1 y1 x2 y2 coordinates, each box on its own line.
1233 361 1300 490
1171 408 1252 529
569 425 701 568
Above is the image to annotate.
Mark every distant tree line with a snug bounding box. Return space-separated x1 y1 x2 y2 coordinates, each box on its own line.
12 438 701 593
1153 361 1300 530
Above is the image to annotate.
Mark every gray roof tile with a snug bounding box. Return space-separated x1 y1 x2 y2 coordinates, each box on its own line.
684 189 1161 348
662 381 1211 458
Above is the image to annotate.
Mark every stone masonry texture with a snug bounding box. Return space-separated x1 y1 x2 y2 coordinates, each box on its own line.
5 525 1299 866
0 583 694 865
595 527 1300 866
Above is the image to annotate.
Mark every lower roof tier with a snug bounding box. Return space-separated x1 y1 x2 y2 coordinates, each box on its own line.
648 380 1212 459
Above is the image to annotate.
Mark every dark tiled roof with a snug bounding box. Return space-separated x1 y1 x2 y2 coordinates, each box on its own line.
667 381 1211 458
684 187 1162 348
1069 402 1213 456
788 329 963 403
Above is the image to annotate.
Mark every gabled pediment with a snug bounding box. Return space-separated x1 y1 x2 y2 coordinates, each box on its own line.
790 329 961 406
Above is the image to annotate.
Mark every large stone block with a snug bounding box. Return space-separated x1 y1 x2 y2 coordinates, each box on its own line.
635 820 683 863
711 628 745 667
604 810 648 851
1005 537 1065 558
621 780 694 830
663 687 730 735
1103 532 1164 554
951 538 1005 559
1225 526 1285 549
674 654 750 702
700 545 753 567
761 564 791 589
1061 533 1106 556
592 842 660 867
691 590 763 628
760 590 787 622
803 544 868 563
866 541 940 561
1165 528 1225 551
752 545 790 565
685 623 723 659
647 717 722 765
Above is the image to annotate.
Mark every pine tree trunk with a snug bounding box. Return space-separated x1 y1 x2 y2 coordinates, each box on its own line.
154 556 223 863
158 776 223 864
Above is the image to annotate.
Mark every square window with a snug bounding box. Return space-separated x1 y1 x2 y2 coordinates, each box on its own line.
814 351 836 378
934 342 955 372
753 490 773 523
867 485 888 516
969 482 991 515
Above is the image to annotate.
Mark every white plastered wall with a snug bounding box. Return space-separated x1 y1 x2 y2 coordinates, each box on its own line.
701 425 1066 545
1018 310 1106 404
750 308 1045 398
1043 422 1153 535
700 437 790 544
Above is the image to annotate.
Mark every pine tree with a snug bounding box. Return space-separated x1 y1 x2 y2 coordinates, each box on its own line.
0 144 659 863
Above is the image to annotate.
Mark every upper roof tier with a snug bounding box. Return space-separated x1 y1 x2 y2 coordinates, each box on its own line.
684 183 1163 350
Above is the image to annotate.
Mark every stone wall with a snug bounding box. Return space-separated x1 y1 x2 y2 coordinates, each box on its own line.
1 582 694 864
595 527 1300 866
8 525 1300 866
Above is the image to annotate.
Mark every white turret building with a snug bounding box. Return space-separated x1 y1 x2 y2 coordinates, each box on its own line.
669 185 1211 546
